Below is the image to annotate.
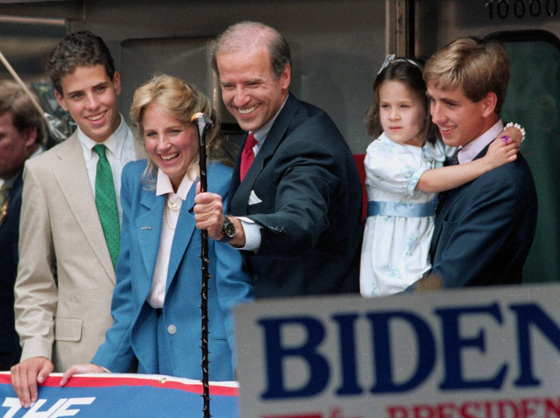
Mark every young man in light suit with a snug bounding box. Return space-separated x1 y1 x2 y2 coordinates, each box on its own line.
416 37 537 288
11 31 143 407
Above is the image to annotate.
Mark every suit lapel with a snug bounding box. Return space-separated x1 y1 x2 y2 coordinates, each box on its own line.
439 143 491 220
229 94 299 215
136 189 164 287
53 134 116 282
438 186 463 221
228 139 243 200
7 171 23 201
432 143 492 253
166 183 197 290
431 185 464 255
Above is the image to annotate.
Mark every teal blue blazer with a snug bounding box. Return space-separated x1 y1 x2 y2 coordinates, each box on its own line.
92 160 253 380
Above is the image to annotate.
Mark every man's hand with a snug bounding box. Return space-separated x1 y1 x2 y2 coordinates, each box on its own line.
11 356 54 408
194 182 226 240
194 183 247 247
60 363 108 387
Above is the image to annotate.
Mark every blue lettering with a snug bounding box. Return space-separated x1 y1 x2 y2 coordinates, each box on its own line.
436 303 507 390
511 303 560 386
254 297 560 401
367 311 436 393
259 316 329 399
332 313 363 395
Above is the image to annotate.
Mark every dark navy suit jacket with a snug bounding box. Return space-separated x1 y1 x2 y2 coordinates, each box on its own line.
228 94 363 298
429 144 538 287
0 171 23 370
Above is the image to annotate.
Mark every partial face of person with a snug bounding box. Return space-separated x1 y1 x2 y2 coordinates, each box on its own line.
378 80 426 147
142 103 199 190
0 112 36 180
217 46 290 133
55 64 121 143
427 81 494 148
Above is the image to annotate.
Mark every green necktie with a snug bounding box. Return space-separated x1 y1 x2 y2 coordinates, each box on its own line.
93 144 120 268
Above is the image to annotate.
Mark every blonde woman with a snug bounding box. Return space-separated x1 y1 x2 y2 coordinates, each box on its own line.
61 74 253 383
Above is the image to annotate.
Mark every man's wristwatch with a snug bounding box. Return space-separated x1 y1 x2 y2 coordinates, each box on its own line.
220 216 236 243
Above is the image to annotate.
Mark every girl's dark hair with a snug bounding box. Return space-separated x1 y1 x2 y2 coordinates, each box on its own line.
365 58 437 144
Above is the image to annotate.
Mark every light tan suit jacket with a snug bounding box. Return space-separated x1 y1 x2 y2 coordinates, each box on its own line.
14 129 144 371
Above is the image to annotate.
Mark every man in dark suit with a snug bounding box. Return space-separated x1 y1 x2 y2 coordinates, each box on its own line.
419 37 537 288
195 21 363 298
0 80 46 370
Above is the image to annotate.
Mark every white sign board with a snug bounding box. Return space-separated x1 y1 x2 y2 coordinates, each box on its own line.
235 283 560 418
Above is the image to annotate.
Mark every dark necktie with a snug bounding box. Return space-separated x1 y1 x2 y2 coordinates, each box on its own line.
0 182 9 224
239 133 258 182
0 181 8 208
93 144 120 268
435 150 459 217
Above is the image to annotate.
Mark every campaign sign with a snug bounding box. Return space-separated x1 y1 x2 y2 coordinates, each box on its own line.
234 283 560 418
0 373 239 417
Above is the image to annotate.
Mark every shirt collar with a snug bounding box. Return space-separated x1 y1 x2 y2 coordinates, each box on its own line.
155 168 194 201
78 113 128 161
251 95 289 143
458 120 504 164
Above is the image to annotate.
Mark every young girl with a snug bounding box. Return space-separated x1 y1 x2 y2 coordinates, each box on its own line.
360 56 522 297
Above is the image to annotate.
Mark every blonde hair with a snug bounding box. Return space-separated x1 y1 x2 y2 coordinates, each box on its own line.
423 37 510 113
130 74 232 184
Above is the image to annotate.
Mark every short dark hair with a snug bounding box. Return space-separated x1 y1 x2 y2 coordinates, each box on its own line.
0 80 46 146
366 59 436 143
47 31 116 95
211 21 291 79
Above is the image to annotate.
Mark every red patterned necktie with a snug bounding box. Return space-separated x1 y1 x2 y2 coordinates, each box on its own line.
239 133 258 181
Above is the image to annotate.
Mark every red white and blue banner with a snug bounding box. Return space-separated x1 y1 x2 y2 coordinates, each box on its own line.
0 373 239 417
234 283 560 418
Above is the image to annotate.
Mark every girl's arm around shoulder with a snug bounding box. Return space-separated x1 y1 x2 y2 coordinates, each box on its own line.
416 138 518 193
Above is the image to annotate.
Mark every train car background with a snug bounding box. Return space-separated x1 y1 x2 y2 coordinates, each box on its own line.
0 0 558 283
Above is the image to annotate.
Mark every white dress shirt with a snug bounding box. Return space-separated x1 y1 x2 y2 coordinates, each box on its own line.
147 169 194 309
457 120 504 164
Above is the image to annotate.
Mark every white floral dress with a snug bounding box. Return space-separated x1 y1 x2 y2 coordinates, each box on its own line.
360 132 449 297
